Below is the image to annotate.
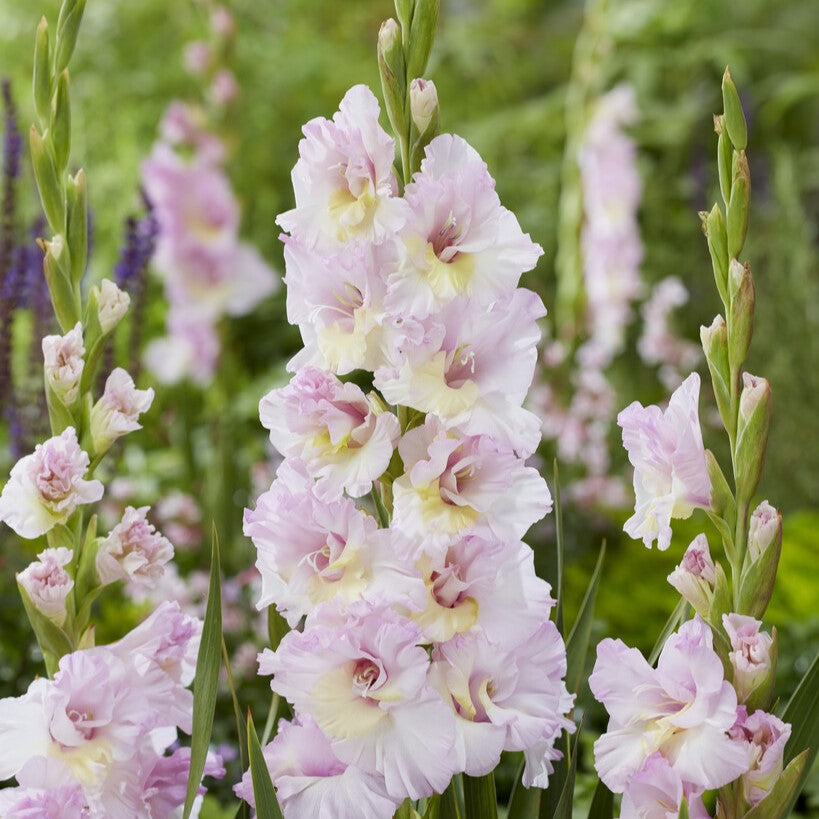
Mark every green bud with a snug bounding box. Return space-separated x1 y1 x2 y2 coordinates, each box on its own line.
704 449 735 525
406 0 439 83
727 260 755 370
700 316 732 432
707 562 731 630
394 0 414 35
52 70 72 174
714 115 732 205
41 235 81 331
55 0 86 74
721 67 747 152
30 126 66 232
378 18 407 140
726 151 750 259
33 17 52 126
735 373 771 501
65 169 87 284
704 204 729 306
739 500 782 619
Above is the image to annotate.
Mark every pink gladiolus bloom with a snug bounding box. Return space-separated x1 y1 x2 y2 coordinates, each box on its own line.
0 427 103 538
90 367 154 452
259 601 457 800
590 616 749 793
729 706 791 806
17 547 74 627
282 236 395 375
408 534 554 644
96 505 175 589
42 321 85 405
376 289 546 457
386 134 542 319
210 68 239 106
0 777 89 818
234 715 398 818
141 747 225 817
259 367 400 500
245 459 425 627
429 624 574 785
618 373 712 550
392 416 551 553
722 614 774 703
620 753 709 819
277 85 406 250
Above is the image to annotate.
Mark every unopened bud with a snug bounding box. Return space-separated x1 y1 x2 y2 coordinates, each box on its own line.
33 17 52 126
65 169 87 284
55 0 86 74
667 534 716 617
378 18 407 141
736 373 771 500
705 205 728 305
98 278 130 333
30 126 65 232
722 68 748 152
701 316 731 430
210 6 235 38
406 0 440 84
43 321 84 406
727 151 750 258
728 259 754 368
42 234 81 332
52 70 71 173
704 449 734 523
410 78 439 134
723 613 775 707
715 114 733 205
739 501 782 619
17 548 74 627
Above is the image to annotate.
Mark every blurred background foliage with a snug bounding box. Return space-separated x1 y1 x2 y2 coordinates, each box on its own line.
0 0 817 813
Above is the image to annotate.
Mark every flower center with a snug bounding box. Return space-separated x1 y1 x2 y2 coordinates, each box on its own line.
431 213 462 261
351 658 384 697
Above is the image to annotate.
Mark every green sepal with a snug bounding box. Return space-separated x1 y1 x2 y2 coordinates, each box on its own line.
721 68 747 152
41 236 81 332
54 0 87 74
394 0 414 35
30 127 66 233
45 375 76 434
704 450 735 529
17 581 74 668
65 169 87 284
705 205 729 307
406 0 439 84
701 318 733 436
267 605 289 652
727 260 755 372
706 509 735 564
52 70 71 174
678 798 689 819
378 18 408 143
735 376 771 502
33 17 52 126
715 115 733 205
738 527 781 619
727 151 750 259
73 514 100 606
707 562 731 629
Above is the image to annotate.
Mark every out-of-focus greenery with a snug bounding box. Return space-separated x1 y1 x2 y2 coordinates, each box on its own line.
0 0 817 813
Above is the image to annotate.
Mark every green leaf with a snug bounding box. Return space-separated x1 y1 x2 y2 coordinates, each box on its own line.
586 779 614 819
648 597 689 665
436 778 463 819
565 540 606 694
463 772 497 819
183 530 222 819
247 712 284 819
394 800 414 819
782 650 818 765
507 756 540 819
678 797 689 819
372 484 391 527
743 750 808 819
267 606 289 652
221 637 248 775
553 721 582 819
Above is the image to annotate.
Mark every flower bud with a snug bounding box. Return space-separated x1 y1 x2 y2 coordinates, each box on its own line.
722 68 748 152
723 614 776 707
705 205 728 305
34 17 51 126
42 234 82 332
735 373 771 500
42 321 84 406
406 0 440 85
667 534 716 617
17 547 74 626
52 70 71 174
55 0 86 74
714 114 732 204
727 150 750 259
97 278 130 333
183 40 212 76
378 19 407 140
65 169 87 284
30 126 65 232
700 316 731 430
739 501 782 619
704 449 734 522
90 367 154 454
210 6 235 38
210 69 239 107
410 78 439 135
728 259 754 369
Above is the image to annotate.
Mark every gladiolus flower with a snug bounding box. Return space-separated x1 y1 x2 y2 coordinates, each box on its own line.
90 368 154 452
42 322 84 406
17 547 74 627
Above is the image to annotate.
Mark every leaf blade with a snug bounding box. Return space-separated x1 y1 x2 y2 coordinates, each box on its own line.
463 772 498 819
247 711 284 819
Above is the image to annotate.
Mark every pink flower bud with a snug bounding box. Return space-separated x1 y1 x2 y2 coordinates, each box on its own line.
42 322 84 405
17 547 74 626
183 41 211 76
410 78 439 133
97 279 130 333
722 613 774 703
748 500 781 562
209 69 239 107
210 6 235 38
729 707 791 806
90 368 154 453
739 373 771 423
96 506 175 589
667 534 716 616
